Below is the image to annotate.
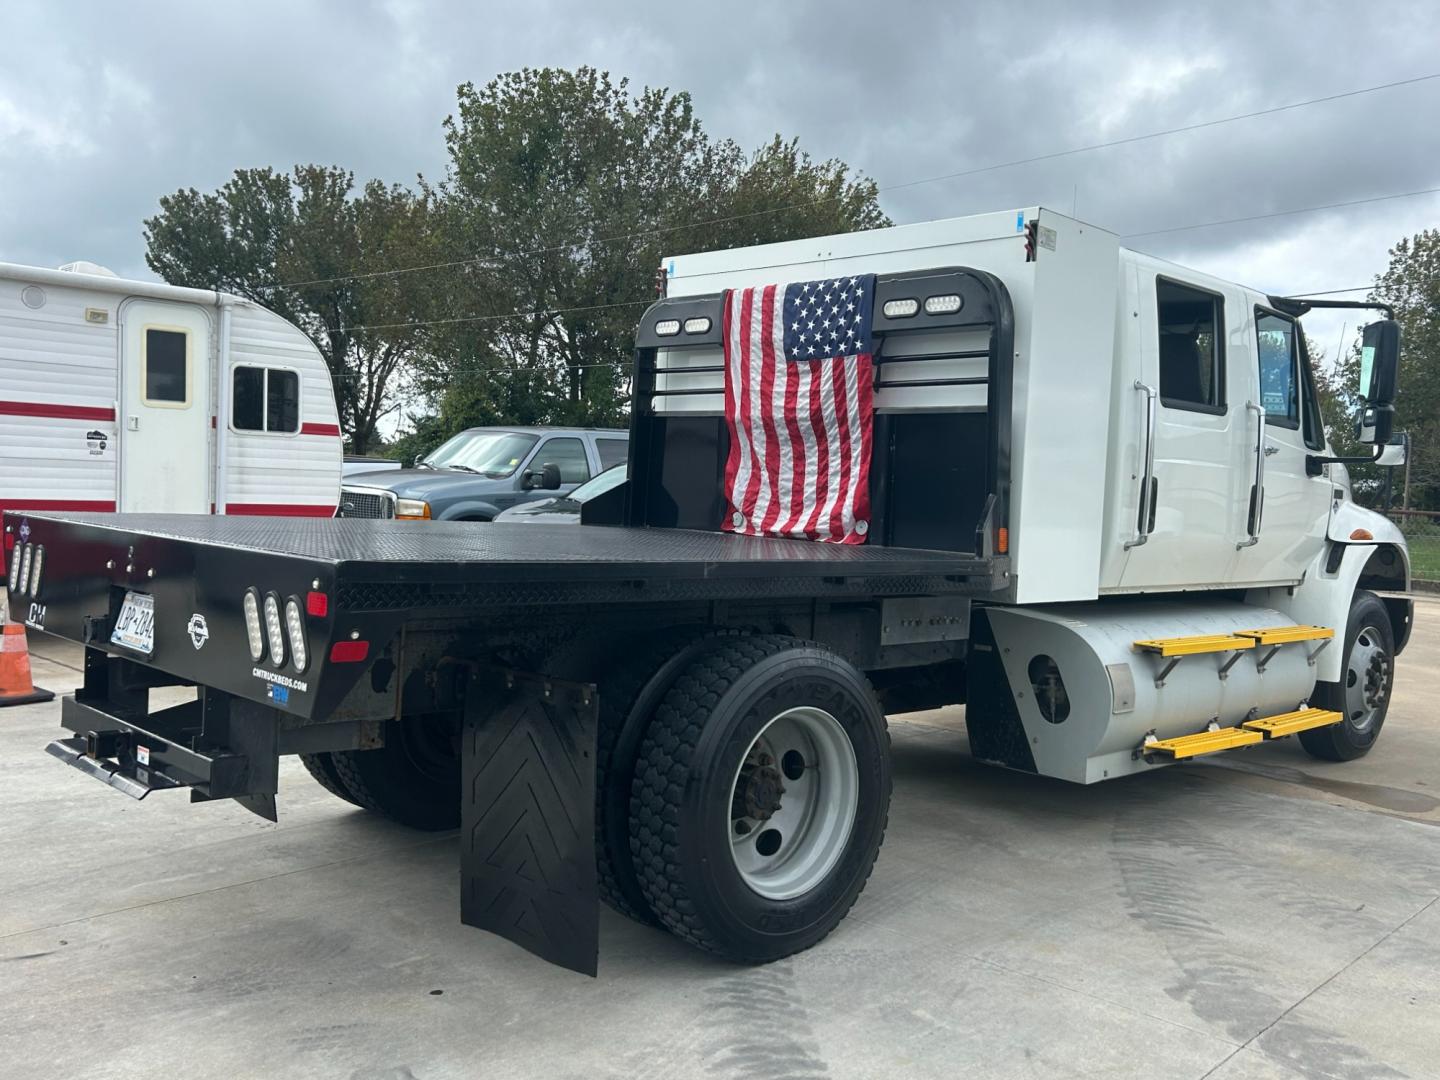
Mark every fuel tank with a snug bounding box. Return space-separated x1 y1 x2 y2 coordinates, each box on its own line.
980 601 1323 783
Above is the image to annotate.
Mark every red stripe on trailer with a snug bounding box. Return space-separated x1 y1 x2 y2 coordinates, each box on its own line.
300 422 341 437
0 400 116 422
225 503 337 517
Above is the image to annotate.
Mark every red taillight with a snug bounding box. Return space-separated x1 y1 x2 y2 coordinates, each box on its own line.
306 591 329 617
330 640 369 663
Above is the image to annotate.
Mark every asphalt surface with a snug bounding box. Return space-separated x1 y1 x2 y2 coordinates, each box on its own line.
2 599 1437 1079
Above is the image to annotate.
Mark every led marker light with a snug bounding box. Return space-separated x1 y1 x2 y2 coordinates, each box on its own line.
882 298 919 318
18 545 32 599
8 542 22 592
263 592 286 665
284 597 308 672
654 318 681 336
924 294 963 315
683 317 711 334
242 589 265 662
27 545 43 597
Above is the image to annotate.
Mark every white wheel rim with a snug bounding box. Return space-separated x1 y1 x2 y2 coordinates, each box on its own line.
727 706 859 901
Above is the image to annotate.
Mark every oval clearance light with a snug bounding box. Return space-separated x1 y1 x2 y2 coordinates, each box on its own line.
1349 528 1375 541
330 640 370 663
654 318 681 337
924 293 963 315
28 545 43 597
263 592 286 665
17 544 32 598
8 541 23 592
284 597 308 672
683 316 711 335
242 589 265 662
882 298 919 318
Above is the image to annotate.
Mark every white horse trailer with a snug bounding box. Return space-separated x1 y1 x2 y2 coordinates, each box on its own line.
0 261 342 523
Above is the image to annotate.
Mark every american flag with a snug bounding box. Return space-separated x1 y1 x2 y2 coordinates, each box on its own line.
721 274 875 543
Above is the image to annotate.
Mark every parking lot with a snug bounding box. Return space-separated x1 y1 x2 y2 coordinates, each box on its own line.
2 598 1436 1080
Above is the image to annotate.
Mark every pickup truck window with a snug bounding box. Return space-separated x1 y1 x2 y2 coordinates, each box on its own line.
1156 279 1225 412
425 430 537 476
535 437 591 483
232 366 300 433
1255 310 1300 428
596 437 628 470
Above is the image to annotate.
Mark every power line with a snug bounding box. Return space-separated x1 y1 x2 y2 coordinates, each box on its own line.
1123 186 1440 239
263 71 1440 293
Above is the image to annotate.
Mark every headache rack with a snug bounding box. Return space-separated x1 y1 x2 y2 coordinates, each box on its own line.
621 267 1014 559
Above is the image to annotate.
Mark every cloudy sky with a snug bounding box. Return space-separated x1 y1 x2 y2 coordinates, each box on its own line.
3 0 1438 368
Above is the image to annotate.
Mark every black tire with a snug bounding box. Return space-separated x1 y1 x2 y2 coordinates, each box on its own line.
630 635 890 963
330 714 461 830
594 628 738 924
298 751 361 807
1300 590 1395 762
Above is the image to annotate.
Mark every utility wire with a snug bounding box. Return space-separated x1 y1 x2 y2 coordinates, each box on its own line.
264 71 1440 293
1123 186 1440 238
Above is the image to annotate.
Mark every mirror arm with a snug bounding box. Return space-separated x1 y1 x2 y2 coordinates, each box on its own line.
1305 446 1393 476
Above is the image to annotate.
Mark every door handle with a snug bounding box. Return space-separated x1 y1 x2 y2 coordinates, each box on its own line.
1264 445 1280 456
1125 380 1158 550
1237 401 1266 549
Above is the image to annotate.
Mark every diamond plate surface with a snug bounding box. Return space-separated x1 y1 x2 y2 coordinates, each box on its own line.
460 670 598 975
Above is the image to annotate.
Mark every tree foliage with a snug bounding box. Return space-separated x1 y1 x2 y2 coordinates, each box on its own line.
1314 229 1440 509
144 166 439 452
409 67 888 442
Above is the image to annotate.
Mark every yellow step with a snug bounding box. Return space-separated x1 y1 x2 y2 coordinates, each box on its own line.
1133 634 1256 657
1243 707 1343 738
1144 727 1264 759
1236 625 1334 646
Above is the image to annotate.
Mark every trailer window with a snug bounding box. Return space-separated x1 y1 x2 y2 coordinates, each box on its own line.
1156 280 1224 412
143 328 189 405
1255 311 1299 427
533 437 591 483
231 366 300 433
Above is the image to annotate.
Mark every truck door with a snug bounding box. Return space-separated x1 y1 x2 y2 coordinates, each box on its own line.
1231 306 1331 583
118 300 212 513
1118 274 1246 590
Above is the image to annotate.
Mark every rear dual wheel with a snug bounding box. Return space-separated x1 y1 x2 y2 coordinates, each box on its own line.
629 636 891 962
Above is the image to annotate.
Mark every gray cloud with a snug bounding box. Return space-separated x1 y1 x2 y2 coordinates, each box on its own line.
3 0 1437 363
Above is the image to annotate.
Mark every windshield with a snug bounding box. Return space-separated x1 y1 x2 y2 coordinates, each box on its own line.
567 463 627 502
423 430 538 477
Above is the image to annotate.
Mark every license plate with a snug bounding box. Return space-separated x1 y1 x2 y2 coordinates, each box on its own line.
111 591 155 654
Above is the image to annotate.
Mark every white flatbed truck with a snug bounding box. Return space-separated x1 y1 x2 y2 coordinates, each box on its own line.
9 208 1413 974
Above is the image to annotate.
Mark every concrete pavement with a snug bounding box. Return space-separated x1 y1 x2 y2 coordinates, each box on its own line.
2 601 1438 1079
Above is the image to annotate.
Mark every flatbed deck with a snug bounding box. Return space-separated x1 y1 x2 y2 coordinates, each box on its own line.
15 513 1004 608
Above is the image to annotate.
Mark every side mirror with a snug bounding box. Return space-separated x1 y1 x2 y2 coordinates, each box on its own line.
1375 433 1408 468
539 462 562 490
1356 319 1400 445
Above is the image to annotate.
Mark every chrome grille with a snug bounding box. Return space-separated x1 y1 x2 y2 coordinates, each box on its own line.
338 488 395 519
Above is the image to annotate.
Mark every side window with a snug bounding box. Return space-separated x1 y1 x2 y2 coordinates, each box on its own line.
232 366 301 434
143 328 189 405
1255 311 1300 427
596 438 628 470
1156 280 1224 411
535 437 591 483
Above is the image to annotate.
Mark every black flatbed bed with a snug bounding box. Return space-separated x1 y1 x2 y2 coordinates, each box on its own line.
21 514 1002 608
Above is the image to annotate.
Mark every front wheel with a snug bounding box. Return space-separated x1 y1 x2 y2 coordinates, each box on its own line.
630 636 890 962
1300 590 1395 762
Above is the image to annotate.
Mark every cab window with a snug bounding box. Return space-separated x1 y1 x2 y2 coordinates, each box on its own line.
533 437 591 483
1255 311 1300 428
1156 279 1225 412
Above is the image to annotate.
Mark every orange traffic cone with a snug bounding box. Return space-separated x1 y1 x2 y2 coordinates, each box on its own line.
0 619 54 707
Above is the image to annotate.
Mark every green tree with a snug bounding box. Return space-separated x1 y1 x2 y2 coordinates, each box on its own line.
1314 231 1440 509
144 166 438 452
404 67 887 445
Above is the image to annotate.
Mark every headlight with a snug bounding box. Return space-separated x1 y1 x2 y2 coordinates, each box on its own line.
284 596 307 672
18 544 33 597
242 588 264 662
263 592 285 665
394 498 431 520
27 545 43 597
8 542 23 592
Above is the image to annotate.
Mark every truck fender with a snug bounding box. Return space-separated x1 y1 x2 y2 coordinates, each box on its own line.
437 500 502 522
1327 502 1407 548
1246 538 1411 682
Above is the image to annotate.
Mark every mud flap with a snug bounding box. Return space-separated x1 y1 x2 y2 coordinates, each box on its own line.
460 668 599 975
